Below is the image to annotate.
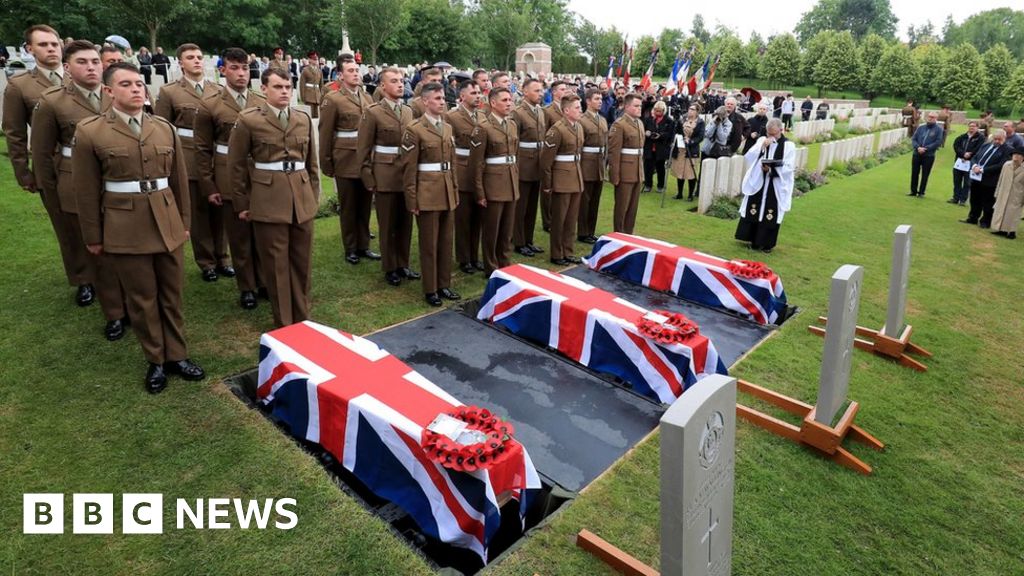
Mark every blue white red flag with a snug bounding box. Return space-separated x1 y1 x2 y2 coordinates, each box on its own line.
584 233 788 326
257 321 541 562
605 54 616 85
477 265 727 404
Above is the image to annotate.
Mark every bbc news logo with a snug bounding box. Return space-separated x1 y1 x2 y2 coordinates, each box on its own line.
23 494 298 534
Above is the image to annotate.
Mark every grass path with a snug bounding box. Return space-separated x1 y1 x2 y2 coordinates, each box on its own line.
1 133 1021 575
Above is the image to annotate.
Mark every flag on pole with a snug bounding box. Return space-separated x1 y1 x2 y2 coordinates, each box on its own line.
705 54 722 89
623 45 634 88
605 54 616 85
688 55 710 95
663 53 682 96
677 47 693 93
616 38 628 79
638 43 659 92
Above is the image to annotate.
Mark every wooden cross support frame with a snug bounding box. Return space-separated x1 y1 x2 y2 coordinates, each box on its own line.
735 379 884 475
808 316 933 372
576 529 659 576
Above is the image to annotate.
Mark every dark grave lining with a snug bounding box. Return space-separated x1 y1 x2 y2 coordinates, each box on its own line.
225 369 574 576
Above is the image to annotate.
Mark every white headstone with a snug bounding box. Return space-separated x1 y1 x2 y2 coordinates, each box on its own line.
816 265 864 426
698 159 717 215
728 155 746 197
660 374 736 576
883 225 912 338
714 157 731 197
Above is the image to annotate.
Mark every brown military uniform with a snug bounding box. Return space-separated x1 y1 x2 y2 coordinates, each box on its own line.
578 110 608 239
936 110 950 148
608 115 646 234
540 103 564 230
154 77 229 274
356 98 415 274
446 105 486 268
402 115 459 295
540 119 584 261
73 111 191 364
3 67 84 284
475 112 520 273
320 85 375 256
901 105 918 139
299 65 322 119
31 83 126 321
194 87 267 294
228 104 320 327
511 100 547 250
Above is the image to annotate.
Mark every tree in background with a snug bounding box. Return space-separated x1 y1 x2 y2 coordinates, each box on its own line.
760 34 801 90
856 33 888 96
911 43 949 104
795 0 898 44
943 8 1024 60
655 28 686 77
870 43 921 100
1003 64 1024 117
812 31 859 96
981 43 1016 110
344 0 407 65
709 30 745 86
102 0 194 52
800 30 835 88
938 44 987 110
906 21 939 49
691 14 711 45
743 32 766 81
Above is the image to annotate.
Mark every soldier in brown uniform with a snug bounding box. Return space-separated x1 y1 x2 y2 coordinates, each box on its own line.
410 67 443 118
511 78 546 257
194 47 266 310
901 100 918 139
319 54 380 265
356 67 419 287
447 79 487 274
472 69 492 115
540 94 585 265
937 105 951 148
228 68 320 328
474 87 519 274
577 88 608 244
608 94 646 234
74 63 205 393
3 25 92 304
540 80 569 232
401 82 461 307
155 43 232 282
299 52 322 119
32 40 128 340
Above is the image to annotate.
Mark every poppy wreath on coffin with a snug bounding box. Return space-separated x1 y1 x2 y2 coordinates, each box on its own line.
727 259 773 280
421 406 516 472
636 310 700 346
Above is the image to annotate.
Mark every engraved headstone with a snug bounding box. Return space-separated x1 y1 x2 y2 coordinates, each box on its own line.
660 374 737 576
728 155 746 197
697 158 717 215
816 265 863 426
883 225 912 338
714 156 731 197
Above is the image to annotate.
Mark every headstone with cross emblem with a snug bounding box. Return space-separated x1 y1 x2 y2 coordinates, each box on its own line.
815 264 864 426
883 225 912 339
660 374 736 576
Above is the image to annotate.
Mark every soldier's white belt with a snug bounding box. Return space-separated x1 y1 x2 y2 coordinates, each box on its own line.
176 128 194 138
620 148 641 155
334 130 358 139
418 162 451 172
61 146 73 158
554 154 580 162
454 148 471 157
305 83 317 88
104 178 169 193
485 155 516 165
518 141 539 149
255 160 306 172
215 144 230 155
582 146 605 154
374 145 399 155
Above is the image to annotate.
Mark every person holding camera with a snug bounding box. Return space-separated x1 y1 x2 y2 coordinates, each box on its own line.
671 105 705 200
701 106 733 160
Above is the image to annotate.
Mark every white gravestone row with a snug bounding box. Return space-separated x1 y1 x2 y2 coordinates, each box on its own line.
793 119 835 143
660 374 737 576
817 134 876 171
877 128 905 152
697 156 747 215
794 147 809 171
884 225 912 339
815 265 864 426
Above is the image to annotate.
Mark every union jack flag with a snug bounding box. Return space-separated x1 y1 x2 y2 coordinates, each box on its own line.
257 321 541 562
583 233 788 325
477 264 726 404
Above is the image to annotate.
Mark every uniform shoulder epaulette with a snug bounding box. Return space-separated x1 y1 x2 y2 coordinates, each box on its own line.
238 107 262 117
76 115 103 129
148 113 173 127
40 84 64 98
367 101 384 109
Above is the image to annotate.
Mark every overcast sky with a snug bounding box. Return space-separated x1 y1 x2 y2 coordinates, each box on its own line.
566 0 1018 42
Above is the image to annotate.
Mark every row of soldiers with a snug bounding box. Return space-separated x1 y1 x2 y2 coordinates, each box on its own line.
3 26 651 393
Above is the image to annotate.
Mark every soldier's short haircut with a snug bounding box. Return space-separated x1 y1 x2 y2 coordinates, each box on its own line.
489 87 511 101
421 67 442 80
458 79 479 94
24 24 59 46
335 54 356 70
176 43 201 60
99 45 122 57
522 78 541 90
261 67 290 85
550 80 567 92
222 47 248 65
623 93 641 107
472 69 488 82
491 71 509 85
379 67 403 82
102 62 140 86
419 81 443 98
584 88 603 102
560 93 580 108
64 39 98 61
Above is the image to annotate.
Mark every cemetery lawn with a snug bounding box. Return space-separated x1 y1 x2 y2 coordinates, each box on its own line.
2 132 1022 575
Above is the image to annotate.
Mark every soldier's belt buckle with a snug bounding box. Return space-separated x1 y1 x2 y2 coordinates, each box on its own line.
283 161 296 173
441 161 450 171
140 180 158 193
507 155 514 163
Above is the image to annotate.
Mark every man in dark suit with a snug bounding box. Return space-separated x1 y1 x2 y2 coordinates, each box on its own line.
961 130 1009 228
724 96 746 154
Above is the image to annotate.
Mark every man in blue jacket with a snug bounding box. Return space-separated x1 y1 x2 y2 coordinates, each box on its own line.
908 111 943 197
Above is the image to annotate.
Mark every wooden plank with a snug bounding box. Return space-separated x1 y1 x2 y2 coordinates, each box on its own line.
830 446 873 475
736 404 802 442
737 380 813 416
848 424 885 451
576 529 660 576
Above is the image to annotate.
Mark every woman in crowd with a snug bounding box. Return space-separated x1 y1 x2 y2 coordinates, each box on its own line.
990 145 1024 240
702 106 733 160
137 46 152 83
642 100 676 194
671 104 705 200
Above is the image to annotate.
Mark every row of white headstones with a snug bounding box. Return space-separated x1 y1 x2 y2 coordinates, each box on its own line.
659 225 913 576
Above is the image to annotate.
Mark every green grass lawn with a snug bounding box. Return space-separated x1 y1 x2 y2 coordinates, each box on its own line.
1 132 1022 575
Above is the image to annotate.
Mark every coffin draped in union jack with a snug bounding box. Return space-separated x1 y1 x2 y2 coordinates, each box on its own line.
257 321 541 562
583 233 788 325
477 264 727 404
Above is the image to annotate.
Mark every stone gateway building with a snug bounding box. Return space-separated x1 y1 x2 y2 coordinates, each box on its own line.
515 42 551 76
